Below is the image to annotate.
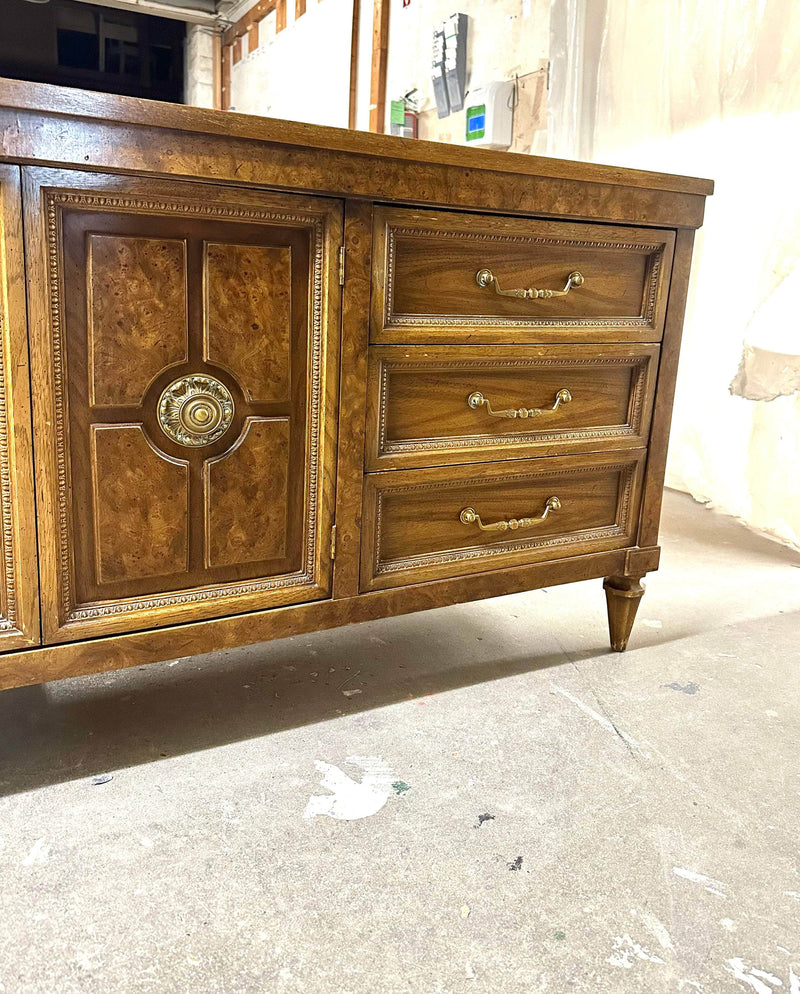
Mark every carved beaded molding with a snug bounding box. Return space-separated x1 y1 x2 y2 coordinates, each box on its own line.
45 190 327 624
372 462 637 576
383 225 666 329
376 355 650 456
0 309 18 632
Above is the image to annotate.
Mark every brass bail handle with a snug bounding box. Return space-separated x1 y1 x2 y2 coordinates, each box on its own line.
467 388 572 420
459 496 562 533
476 268 585 299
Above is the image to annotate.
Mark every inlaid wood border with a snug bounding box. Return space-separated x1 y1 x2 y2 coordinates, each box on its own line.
386 229 663 329
360 450 646 591
371 207 676 345
366 344 659 470
24 169 342 643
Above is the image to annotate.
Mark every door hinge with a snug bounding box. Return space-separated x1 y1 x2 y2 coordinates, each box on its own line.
338 245 345 286
330 524 337 560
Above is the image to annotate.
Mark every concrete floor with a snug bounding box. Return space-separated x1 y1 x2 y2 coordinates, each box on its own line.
1 489 799 994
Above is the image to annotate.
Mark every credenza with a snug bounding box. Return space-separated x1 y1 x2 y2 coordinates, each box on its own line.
0 78 712 691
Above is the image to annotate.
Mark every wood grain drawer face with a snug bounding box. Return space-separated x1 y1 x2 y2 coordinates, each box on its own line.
372 207 675 344
366 344 658 470
361 451 645 591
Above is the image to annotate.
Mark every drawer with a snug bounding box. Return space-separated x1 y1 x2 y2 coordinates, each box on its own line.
360 450 645 591
365 344 658 470
371 206 675 344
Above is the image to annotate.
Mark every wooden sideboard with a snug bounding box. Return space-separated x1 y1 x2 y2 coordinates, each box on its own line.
0 78 712 691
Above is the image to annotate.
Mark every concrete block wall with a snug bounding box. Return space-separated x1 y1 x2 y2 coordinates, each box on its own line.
184 24 217 108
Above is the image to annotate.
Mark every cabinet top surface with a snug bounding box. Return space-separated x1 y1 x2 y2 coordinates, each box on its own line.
0 77 714 198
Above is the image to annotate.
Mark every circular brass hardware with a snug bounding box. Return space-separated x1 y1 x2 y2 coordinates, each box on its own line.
567 271 584 287
476 268 494 288
158 375 234 447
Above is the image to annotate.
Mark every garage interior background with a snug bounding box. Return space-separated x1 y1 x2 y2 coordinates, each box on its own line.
218 0 800 551
3 0 798 550
1 4 799 990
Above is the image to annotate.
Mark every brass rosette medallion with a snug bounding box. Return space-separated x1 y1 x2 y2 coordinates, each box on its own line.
158 375 234 447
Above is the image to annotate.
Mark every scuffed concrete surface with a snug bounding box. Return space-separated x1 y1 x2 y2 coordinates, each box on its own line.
1 491 799 994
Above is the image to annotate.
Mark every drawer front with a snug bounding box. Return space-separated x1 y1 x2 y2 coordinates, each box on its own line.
361 451 645 591
366 344 658 470
372 207 675 344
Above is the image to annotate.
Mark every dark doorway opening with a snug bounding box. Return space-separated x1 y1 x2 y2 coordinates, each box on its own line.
0 0 186 103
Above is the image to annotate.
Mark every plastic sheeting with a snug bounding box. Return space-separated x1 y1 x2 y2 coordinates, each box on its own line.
549 0 800 548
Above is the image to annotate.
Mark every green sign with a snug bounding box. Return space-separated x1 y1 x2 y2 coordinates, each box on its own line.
390 100 406 126
466 103 486 141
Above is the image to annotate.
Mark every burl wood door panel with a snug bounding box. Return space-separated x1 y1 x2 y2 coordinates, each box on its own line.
361 450 645 591
372 207 675 344
365 344 658 470
0 165 40 648
24 169 342 643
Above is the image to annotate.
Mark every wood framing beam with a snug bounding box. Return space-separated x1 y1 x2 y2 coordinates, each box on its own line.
223 0 276 47
276 0 287 32
369 0 390 133
348 0 360 128
296 0 306 15
221 42 231 109
213 31 223 110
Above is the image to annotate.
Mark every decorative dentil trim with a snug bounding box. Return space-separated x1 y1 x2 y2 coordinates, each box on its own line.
0 304 18 632
376 354 650 456
372 462 637 575
45 189 327 624
383 224 665 329
69 571 314 621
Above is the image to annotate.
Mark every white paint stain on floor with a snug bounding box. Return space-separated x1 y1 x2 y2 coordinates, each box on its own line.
303 756 397 821
638 910 675 952
725 957 784 993
606 934 666 969
21 838 50 866
673 866 727 897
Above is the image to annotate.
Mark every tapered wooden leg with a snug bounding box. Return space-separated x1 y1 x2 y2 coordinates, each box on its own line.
603 575 645 652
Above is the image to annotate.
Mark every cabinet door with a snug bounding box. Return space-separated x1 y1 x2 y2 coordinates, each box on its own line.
0 165 40 649
24 169 341 643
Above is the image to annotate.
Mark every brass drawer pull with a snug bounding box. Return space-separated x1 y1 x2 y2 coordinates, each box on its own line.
459 496 561 532
467 388 572 419
476 268 584 299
